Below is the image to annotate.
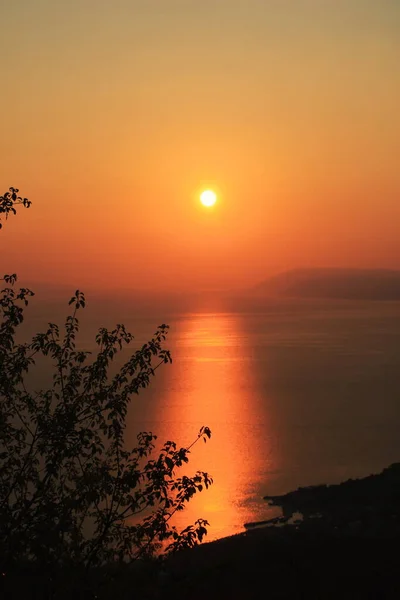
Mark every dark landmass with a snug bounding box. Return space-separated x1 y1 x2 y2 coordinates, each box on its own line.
3 464 400 599
161 463 400 599
263 462 400 533
241 462 400 535
253 268 400 300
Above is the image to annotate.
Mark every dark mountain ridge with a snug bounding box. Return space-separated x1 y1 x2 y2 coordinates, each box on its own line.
253 268 400 300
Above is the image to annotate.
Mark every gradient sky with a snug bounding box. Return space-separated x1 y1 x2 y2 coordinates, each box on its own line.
1 0 399 291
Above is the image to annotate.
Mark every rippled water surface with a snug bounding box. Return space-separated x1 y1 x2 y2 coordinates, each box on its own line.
24 300 400 541
122 302 400 540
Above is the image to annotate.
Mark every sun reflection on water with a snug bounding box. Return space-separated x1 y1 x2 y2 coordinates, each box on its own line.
156 312 274 540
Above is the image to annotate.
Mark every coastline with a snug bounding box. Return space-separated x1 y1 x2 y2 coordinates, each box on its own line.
3 463 400 599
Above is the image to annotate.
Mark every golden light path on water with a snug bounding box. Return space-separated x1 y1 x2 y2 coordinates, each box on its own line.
127 312 278 541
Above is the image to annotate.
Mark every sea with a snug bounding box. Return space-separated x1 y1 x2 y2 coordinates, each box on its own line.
21 297 400 542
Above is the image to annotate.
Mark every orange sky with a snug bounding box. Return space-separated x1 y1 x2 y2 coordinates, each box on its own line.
1 0 399 292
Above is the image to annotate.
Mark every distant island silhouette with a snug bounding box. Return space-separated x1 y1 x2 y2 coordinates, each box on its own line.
252 268 400 301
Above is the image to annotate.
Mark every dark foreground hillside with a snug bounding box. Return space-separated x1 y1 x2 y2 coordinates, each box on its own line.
154 462 400 598
3 529 399 600
2 464 400 600
164 528 400 599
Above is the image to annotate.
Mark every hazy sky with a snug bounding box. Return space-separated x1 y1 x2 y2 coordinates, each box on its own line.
1 0 399 291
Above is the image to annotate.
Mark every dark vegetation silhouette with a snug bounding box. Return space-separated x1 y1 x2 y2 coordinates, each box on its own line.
0 187 31 228
0 187 212 598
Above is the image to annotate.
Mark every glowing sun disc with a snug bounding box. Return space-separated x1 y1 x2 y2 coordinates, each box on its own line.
200 190 217 207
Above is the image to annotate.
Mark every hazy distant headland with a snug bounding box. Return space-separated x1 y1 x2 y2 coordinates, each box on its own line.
23 268 400 323
252 268 400 301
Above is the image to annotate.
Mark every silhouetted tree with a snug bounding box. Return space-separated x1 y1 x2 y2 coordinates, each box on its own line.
0 186 31 228
0 188 212 596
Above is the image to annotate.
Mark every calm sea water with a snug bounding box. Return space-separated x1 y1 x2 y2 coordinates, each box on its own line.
22 299 400 541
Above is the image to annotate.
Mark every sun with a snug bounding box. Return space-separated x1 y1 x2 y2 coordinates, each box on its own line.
200 189 217 207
